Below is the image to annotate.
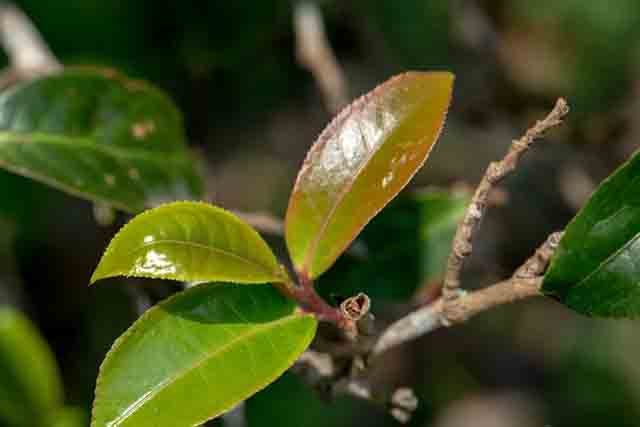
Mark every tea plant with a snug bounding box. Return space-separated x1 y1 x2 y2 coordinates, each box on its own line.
1 11 640 427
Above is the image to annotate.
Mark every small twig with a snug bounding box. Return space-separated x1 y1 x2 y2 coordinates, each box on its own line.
292 350 418 423
0 3 60 76
442 99 569 309
288 232 562 419
221 402 247 427
294 349 336 380
289 273 360 336
372 231 563 356
123 285 153 316
232 210 284 235
294 1 348 114
512 231 563 279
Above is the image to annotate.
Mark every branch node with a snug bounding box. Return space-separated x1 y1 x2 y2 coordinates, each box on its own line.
374 235 564 356
486 161 502 183
514 231 564 279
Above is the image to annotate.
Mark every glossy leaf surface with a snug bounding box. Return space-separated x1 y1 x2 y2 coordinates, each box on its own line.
91 283 317 427
285 72 454 279
543 150 640 316
0 68 202 213
0 307 63 426
318 190 468 300
91 201 287 285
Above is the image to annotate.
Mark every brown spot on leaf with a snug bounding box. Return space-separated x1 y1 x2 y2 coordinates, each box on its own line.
124 79 148 93
131 120 155 140
128 168 140 180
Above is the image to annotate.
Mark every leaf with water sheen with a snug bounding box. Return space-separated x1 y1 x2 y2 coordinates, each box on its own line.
91 201 287 285
0 307 64 426
91 283 317 427
543 150 640 316
0 67 203 213
285 72 454 279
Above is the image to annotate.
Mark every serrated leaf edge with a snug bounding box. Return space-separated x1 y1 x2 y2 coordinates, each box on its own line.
287 71 454 278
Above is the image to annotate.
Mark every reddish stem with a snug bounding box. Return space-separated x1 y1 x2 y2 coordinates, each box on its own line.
289 271 352 329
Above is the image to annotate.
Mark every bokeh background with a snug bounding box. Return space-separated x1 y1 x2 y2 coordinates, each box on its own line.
2 1 640 426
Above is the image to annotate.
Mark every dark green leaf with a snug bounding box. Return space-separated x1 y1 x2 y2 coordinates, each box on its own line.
91 283 317 427
0 67 203 213
285 72 454 279
543 150 640 316
91 201 288 285
0 307 63 426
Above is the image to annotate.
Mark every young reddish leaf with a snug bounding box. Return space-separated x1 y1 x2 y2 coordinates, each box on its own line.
285 72 454 279
91 201 288 285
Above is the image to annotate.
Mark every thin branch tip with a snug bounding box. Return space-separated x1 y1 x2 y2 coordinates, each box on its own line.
554 97 570 117
442 97 570 306
294 1 348 114
0 3 60 76
294 351 418 422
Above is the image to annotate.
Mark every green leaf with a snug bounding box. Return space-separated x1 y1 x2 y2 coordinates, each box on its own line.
51 407 88 427
91 201 288 285
317 190 468 301
417 189 470 285
0 67 203 213
543 150 640 316
285 72 454 279
91 283 317 427
0 307 64 427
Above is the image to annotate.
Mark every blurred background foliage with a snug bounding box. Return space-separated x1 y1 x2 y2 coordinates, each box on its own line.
2 0 640 426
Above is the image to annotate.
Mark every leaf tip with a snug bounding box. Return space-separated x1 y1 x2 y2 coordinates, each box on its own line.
401 70 455 88
89 267 107 286
89 255 118 285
